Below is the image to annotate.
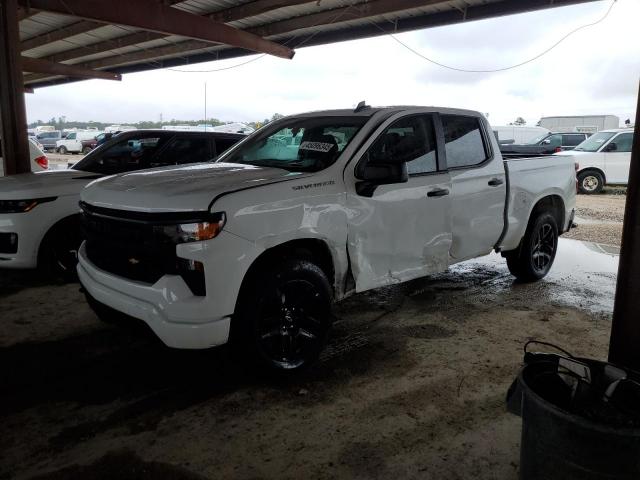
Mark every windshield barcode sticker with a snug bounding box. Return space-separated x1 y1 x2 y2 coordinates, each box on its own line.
299 141 334 153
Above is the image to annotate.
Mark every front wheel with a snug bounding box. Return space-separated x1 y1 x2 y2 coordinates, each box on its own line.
58 145 68 154
505 212 558 282
578 170 604 194
234 259 332 373
38 217 83 280
82 146 92 154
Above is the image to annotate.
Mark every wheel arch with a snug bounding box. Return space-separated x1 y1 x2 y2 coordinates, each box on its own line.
528 194 565 233
578 167 607 185
37 213 81 266
237 238 336 300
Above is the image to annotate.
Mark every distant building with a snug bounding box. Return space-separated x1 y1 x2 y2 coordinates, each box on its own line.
537 115 619 134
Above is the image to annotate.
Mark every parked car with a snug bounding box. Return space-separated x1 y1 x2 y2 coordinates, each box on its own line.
35 130 62 151
0 130 244 276
555 128 634 194
0 138 49 176
76 106 577 373
80 132 117 154
56 131 102 154
500 132 589 158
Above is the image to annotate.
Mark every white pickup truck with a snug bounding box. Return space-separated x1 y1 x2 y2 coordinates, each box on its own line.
78 106 576 372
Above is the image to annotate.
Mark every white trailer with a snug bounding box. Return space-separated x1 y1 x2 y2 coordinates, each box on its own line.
538 115 619 133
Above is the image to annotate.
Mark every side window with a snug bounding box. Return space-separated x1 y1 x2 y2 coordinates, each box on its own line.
153 137 212 166
441 115 488 168
612 133 633 152
562 135 584 147
66 133 76 140
215 137 240 156
367 115 438 175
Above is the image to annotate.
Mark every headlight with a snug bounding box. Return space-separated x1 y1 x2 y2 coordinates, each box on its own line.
0 197 56 213
158 212 226 243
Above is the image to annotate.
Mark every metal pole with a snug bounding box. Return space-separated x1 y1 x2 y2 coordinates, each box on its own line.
0 0 30 175
608 81 640 369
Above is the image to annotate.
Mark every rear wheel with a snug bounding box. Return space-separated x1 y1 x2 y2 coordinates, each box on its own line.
505 212 558 282
578 170 604 194
234 259 332 373
82 146 92 154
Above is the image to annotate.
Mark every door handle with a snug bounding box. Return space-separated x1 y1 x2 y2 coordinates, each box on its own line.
427 188 449 197
488 178 504 186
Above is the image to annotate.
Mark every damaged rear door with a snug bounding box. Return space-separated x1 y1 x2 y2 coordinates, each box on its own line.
345 112 452 292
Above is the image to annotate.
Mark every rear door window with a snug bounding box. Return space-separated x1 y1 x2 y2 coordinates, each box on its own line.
152 136 212 166
441 115 488 168
562 135 584 147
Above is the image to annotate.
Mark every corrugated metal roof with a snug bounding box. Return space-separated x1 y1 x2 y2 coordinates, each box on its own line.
19 0 599 88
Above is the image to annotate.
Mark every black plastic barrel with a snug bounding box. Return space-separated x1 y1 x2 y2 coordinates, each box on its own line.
508 358 640 480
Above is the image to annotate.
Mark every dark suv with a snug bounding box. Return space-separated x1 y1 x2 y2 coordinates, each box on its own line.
500 132 589 158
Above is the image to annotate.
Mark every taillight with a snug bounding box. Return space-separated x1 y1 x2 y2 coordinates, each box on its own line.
35 155 48 169
554 147 562 153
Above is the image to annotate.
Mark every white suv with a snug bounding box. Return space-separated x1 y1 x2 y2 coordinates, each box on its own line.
56 131 101 154
556 128 634 194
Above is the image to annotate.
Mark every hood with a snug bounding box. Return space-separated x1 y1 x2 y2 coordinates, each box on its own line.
0 169 102 200
80 162 306 212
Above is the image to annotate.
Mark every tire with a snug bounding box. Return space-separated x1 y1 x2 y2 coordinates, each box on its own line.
84 290 126 325
58 145 68 154
38 216 83 281
234 259 332 373
82 146 92 154
505 212 559 282
577 170 604 194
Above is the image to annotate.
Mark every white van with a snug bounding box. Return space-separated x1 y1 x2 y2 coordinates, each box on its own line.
555 128 634 194
493 125 550 145
55 131 100 154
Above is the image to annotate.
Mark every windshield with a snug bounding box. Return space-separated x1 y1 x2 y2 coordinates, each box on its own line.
526 133 549 145
573 131 616 152
220 116 367 172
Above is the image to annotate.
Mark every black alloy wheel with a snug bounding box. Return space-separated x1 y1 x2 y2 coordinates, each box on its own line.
236 259 332 373
531 222 556 275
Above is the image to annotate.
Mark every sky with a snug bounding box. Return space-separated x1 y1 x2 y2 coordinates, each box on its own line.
25 0 640 128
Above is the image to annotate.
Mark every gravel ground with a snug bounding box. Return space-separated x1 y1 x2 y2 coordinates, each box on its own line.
0 240 618 480
563 187 626 246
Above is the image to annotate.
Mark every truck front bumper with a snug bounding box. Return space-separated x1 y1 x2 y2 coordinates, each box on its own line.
77 231 259 349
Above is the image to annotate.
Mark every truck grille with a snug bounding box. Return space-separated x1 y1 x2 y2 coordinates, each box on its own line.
80 202 206 295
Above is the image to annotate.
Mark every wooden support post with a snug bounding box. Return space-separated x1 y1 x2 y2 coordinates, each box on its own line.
608 81 640 369
0 0 30 175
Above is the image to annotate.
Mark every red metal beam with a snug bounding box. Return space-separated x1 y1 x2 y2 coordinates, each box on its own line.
19 0 294 59
0 0 30 175
21 56 122 80
609 82 640 369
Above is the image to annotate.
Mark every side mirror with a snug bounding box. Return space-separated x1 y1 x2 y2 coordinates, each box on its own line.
542 139 551 145
605 142 617 152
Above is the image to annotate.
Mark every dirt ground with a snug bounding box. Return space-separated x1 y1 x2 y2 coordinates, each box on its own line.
0 239 617 480
564 187 626 246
